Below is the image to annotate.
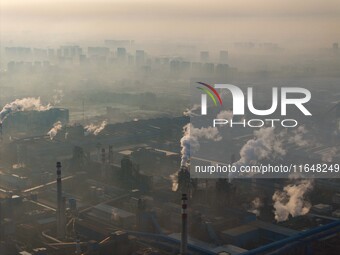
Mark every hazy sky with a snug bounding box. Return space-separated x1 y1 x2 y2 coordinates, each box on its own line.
1 0 339 47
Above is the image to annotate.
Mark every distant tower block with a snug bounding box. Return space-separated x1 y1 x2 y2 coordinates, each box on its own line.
219 50 228 63
135 50 145 66
200 51 209 62
117 48 127 59
333 42 339 50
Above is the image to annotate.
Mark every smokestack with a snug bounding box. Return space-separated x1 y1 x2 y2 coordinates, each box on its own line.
101 148 106 178
75 233 81 255
101 148 106 164
108 145 113 164
180 193 188 255
56 162 66 239
177 166 190 255
178 166 191 194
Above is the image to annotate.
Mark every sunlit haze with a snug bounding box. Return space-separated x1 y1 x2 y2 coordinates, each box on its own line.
1 0 340 48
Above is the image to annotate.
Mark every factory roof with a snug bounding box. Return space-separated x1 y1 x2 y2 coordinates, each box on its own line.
250 220 299 236
154 148 178 156
168 233 215 250
91 203 135 219
211 244 248 254
222 224 259 237
222 220 299 239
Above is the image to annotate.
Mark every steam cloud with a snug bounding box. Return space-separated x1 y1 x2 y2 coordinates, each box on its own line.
272 179 313 222
322 147 337 162
248 197 263 216
0 97 51 123
84 120 107 136
183 104 200 116
232 127 286 177
230 126 316 179
180 123 221 166
170 171 179 192
47 121 63 140
170 123 221 191
216 110 233 121
287 126 312 147
52 89 64 105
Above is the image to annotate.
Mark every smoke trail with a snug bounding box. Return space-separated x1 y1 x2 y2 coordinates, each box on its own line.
53 89 64 105
216 110 233 121
230 126 314 180
180 123 221 167
272 179 313 222
47 121 63 140
170 171 179 192
287 126 312 147
322 147 337 162
248 197 263 216
183 104 200 116
84 120 107 136
232 127 286 177
0 97 51 123
170 123 221 191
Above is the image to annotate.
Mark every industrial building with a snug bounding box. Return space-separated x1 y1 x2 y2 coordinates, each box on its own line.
1 107 69 138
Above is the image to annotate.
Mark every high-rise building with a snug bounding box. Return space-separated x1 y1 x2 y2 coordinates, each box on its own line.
117 48 127 58
136 50 145 66
200 51 209 62
219 50 228 63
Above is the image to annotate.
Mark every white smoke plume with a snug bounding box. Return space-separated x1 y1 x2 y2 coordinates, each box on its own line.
273 180 313 222
183 104 200 116
322 147 338 162
84 120 107 136
52 89 64 105
233 127 286 172
230 126 316 180
170 171 179 192
170 123 221 191
47 121 63 140
216 110 233 121
12 163 26 169
0 97 51 123
180 123 222 166
248 197 263 216
287 126 311 147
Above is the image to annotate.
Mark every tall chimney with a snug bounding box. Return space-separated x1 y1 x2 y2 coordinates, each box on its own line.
101 148 106 178
108 145 113 164
180 193 188 255
56 162 66 239
75 233 81 255
178 166 190 255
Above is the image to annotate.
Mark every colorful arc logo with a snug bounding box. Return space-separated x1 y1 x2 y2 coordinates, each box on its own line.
196 82 223 115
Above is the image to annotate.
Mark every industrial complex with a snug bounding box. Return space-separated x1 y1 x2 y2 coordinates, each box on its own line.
0 95 339 255
0 18 339 253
